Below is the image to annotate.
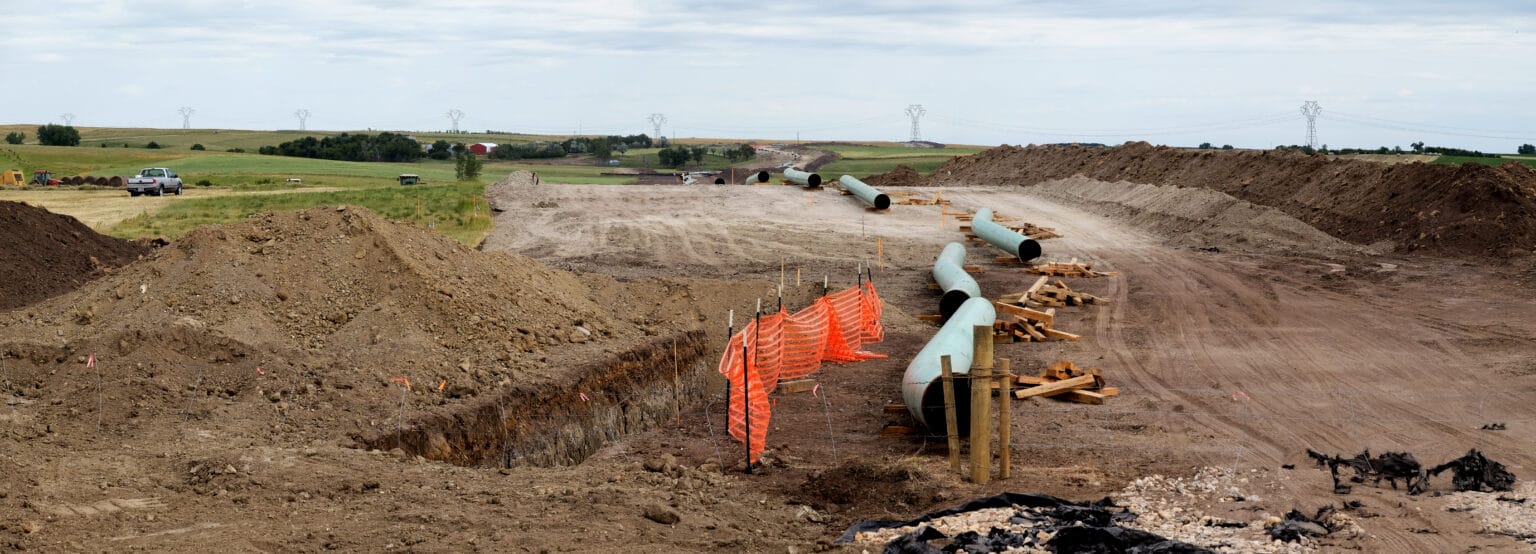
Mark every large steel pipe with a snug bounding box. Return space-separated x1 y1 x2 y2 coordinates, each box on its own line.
934 242 981 320
902 296 995 432
744 170 770 184
973 208 1042 262
837 175 891 210
783 168 823 188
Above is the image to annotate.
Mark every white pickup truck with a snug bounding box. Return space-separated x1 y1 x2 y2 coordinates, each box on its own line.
126 167 184 197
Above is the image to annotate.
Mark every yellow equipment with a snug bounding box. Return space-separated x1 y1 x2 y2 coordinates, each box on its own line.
0 169 23 186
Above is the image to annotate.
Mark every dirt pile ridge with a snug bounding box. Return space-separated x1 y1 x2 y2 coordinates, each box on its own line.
922 142 1536 257
862 164 923 187
0 206 644 440
0 201 148 311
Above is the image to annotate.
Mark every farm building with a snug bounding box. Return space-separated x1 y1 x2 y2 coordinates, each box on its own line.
469 143 498 155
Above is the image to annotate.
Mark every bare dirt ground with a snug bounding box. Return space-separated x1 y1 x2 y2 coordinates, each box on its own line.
482 178 1536 551
4 172 1534 552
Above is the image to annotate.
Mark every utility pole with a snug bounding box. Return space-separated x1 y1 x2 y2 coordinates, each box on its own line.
178 107 195 130
446 109 465 133
647 113 667 140
1300 101 1321 150
906 104 926 142
293 109 310 131
60 113 75 126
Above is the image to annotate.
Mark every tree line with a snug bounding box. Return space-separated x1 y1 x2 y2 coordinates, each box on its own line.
258 132 422 162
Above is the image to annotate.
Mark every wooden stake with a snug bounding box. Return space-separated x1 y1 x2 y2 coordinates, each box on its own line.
941 355 960 475
970 325 993 484
997 358 1011 480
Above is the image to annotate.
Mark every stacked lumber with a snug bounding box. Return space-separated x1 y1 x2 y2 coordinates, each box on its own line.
1026 258 1117 278
1012 360 1119 405
892 191 950 206
1006 276 1107 308
990 300 1080 343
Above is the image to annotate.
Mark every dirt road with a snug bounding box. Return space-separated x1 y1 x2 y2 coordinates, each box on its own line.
484 179 1536 551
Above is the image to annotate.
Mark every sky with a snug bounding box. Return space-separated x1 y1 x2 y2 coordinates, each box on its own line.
3 0 1534 151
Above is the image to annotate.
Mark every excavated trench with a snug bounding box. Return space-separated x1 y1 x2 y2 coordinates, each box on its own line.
360 330 710 468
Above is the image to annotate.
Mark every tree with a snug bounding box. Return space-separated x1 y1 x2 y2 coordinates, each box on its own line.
689 146 705 164
1198 142 1212 149
590 137 612 160
429 140 452 160
190 143 206 151
36 124 80 146
1519 144 1535 155
454 151 482 180
146 141 161 149
1411 141 1425 154
1221 144 1234 150
3 131 23 145
656 136 670 148
657 146 691 168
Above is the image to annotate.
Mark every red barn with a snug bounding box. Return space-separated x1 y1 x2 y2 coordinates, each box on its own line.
468 142 498 155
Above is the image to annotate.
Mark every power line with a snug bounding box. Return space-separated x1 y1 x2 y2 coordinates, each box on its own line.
906 104 926 142
1300 101 1322 149
1322 111 1536 141
930 113 1298 138
178 107 195 129
647 113 667 139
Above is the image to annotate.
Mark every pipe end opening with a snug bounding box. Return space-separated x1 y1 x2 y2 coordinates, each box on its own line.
753 170 769 183
939 290 970 320
1017 239 1043 262
874 194 891 210
920 381 972 435
807 174 823 187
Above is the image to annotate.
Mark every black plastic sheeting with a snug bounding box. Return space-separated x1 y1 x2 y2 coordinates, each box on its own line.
1430 449 1517 493
837 492 1214 553
1306 447 1516 495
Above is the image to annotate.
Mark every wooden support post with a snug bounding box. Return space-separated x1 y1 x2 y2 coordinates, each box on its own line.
940 355 960 475
969 325 993 485
998 358 1011 480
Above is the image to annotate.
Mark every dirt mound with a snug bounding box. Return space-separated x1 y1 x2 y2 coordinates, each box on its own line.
0 206 642 441
927 142 1536 257
863 164 924 187
1030 177 1362 255
0 201 147 311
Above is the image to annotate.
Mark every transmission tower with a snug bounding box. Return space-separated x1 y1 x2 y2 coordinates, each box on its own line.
647 113 667 139
446 109 465 133
178 107 195 129
1300 101 1322 149
60 113 75 126
294 109 311 131
905 104 926 142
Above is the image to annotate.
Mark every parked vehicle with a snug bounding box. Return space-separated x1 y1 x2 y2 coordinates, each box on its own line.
126 167 184 197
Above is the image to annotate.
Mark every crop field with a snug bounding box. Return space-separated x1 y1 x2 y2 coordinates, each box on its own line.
816 143 986 176
1431 155 1536 169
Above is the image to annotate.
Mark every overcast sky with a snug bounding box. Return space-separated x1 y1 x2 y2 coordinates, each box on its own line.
3 0 1533 150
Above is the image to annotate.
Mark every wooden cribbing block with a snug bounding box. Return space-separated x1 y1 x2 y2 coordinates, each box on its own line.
1041 328 1081 342
1099 387 1120 397
1026 276 1048 296
776 379 817 395
1013 374 1096 400
1061 390 1106 405
1016 375 1049 386
963 264 984 273
1022 323 1046 341
880 425 918 436
917 314 944 322
884 403 909 414
993 302 1053 326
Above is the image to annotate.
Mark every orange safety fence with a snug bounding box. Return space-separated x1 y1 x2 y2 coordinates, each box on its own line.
717 282 887 463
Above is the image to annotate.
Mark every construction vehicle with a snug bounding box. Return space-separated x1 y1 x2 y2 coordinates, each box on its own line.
1 169 23 186
31 170 61 186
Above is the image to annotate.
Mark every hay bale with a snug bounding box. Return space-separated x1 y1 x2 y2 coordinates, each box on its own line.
108 176 123 187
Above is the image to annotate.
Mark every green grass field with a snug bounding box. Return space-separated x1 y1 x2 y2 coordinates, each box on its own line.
815 144 985 177
1430 156 1536 169
108 182 493 244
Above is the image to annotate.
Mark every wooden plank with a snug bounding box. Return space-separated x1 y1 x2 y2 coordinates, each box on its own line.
1041 327 1081 342
880 425 918 436
776 378 817 395
884 403 909 414
1098 387 1120 397
1016 375 1049 386
1022 323 1047 342
998 359 1011 480
941 355 961 475
993 333 1013 344
1013 374 1096 400
1025 276 1049 295
963 264 984 273
992 301 1049 325
970 326 993 485
1060 390 1105 405
917 314 944 322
